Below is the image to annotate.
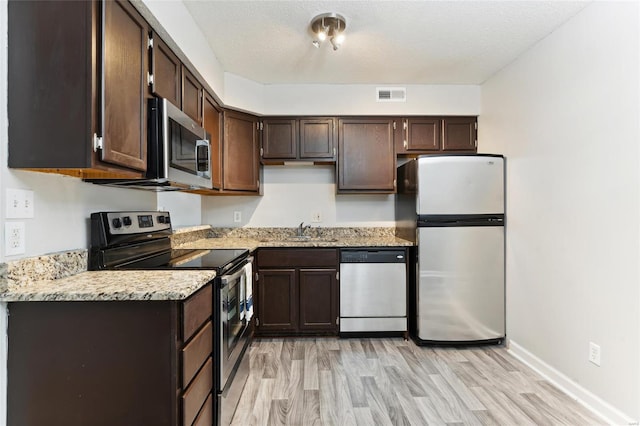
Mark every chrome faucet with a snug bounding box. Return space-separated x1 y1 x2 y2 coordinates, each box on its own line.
297 222 311 237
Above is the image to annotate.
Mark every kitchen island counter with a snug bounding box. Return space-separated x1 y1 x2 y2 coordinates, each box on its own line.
0 269 216 302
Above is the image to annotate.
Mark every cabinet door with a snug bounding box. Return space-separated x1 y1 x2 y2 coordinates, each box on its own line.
299 269 338 332
442 117 477 151
203 92 222 189
150 34 180 107
300 118 335 160
399 118 441 152
262 119 297 160
257 269 297 332
223 111 260 192
102 0 148 172
338 118 396 192
181 66 202 125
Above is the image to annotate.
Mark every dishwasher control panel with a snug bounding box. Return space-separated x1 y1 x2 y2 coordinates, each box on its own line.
340 249 405 263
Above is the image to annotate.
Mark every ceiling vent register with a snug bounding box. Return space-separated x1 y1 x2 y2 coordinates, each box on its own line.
376 87 407 102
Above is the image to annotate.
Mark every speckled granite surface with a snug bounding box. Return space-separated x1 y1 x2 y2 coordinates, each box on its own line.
173 225 212 235
0 226 411 302
176 227 413 251
0 263 7 292
171 225 212 247
2 249 87 291
0 270 216 302
207 227 398 239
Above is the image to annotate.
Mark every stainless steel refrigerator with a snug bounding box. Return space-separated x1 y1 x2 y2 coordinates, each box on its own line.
396 154 505 344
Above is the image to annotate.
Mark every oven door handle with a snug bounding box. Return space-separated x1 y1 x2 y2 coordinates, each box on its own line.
220 261 248 286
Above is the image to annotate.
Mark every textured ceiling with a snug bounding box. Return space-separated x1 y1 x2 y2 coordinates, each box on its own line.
183 1 588 85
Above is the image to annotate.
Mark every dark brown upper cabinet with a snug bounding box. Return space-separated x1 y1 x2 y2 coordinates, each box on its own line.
8 0 149 178
396 118 440 152
260 117 336 164
203 92 223 190
300 118 336 161
395 116 477 155
181 66 203 125
261 119 298 160
223 111 261 193
442 117 478 151
338 118 396 193
149 33 180 108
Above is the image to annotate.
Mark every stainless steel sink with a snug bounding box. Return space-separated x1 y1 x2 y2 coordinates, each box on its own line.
259 236 339 243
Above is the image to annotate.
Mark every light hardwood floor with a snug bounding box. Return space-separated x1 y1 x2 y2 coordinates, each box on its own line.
231 338 605 426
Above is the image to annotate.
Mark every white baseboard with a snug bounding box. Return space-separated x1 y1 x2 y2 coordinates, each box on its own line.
507 340 637 426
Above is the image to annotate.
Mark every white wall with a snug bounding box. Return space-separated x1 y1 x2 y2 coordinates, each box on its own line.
157 191 201 228
202 166 395 227
260 83 480 116
224 72 266 114
480 2 639 422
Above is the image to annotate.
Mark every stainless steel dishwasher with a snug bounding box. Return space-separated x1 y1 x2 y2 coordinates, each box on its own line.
339 249 407 333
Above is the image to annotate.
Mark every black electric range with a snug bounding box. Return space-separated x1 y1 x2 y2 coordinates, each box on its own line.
88 211 248 273
167 248 249 273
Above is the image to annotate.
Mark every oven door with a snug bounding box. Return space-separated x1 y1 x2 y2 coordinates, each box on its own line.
219 259 250 388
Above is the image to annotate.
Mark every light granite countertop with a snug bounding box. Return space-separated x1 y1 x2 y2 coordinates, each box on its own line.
0 270 216 302
177 235 413 251
0 226 413 303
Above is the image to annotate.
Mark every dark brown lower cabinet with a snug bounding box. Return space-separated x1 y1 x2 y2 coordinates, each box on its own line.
7 284 213 426
299 269 339 331
256 249 338 335
257 269 297 332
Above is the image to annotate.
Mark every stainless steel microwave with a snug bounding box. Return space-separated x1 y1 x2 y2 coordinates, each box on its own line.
148 97 211 189
86 97 211 191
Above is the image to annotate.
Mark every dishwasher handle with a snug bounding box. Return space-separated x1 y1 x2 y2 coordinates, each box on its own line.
340 249 406 263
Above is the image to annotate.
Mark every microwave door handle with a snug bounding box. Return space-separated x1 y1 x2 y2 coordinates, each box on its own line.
196 139 210 178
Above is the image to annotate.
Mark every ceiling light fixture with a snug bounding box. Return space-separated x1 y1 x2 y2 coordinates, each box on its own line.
310 13 346 51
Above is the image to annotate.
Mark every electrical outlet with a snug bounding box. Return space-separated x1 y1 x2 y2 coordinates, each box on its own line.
589 342 601 366
311 212 322 223
233 211 242 223
5 222 26 256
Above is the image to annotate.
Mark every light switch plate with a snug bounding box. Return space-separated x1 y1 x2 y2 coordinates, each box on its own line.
6 189 34 219
5 189 21 219
23 190 34 218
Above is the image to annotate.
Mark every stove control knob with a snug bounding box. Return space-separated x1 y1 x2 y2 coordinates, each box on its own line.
157 215 165 224
112 218 122 229
122 216 132 227
165 216 171 224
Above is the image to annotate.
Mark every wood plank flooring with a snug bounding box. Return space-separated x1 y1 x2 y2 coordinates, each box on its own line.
231 338 605 426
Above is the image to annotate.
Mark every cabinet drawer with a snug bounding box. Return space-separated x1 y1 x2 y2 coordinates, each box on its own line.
192 393 213 426
182 321 212 388
258 248 338 268
183 284 212 342
182 357 213 426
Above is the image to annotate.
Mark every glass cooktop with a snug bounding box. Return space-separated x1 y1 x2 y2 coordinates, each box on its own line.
167 248 249 272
